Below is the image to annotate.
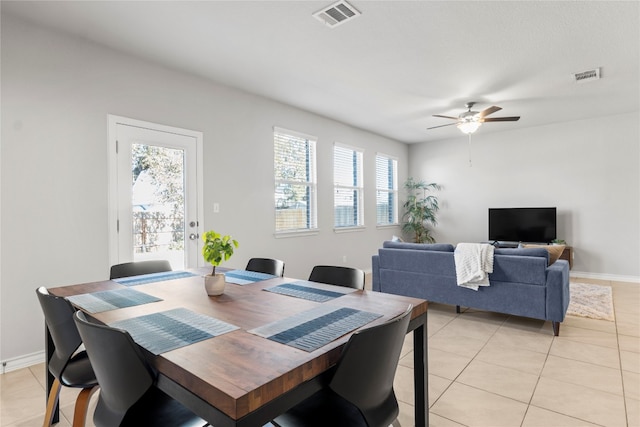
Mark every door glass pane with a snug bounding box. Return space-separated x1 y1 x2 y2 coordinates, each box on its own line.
131 143 185 269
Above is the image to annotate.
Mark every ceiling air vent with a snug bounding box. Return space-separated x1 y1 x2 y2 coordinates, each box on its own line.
313 0 361 28
572 68 601 83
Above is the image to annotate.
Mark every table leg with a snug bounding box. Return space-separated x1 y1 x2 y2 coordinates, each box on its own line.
412 313 428 427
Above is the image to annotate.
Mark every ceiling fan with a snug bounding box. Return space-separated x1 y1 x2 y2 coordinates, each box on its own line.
428 102 520 134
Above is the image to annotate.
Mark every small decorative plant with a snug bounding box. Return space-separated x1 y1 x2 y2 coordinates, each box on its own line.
551 239 566 245
402 177 442 243
202 230 239 276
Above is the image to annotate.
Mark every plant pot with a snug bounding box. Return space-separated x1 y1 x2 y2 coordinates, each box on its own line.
204 273 225 296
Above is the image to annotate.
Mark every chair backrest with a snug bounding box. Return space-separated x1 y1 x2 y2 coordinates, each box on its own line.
329 305 412 427
74 311 155 426
36 287 84 379
308 265 365 290
246 257 285 277
109 260 172 280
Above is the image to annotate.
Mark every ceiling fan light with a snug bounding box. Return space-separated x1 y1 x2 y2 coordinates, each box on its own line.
457 121 481 134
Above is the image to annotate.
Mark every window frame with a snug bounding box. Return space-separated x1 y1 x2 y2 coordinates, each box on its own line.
273 126 318 236
333 142 365 231
375 153 398 226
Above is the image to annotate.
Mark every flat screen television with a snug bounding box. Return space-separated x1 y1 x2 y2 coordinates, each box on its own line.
488 207 557 243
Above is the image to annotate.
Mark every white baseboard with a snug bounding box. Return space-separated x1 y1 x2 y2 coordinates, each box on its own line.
570 270 640 283
1 351 45 374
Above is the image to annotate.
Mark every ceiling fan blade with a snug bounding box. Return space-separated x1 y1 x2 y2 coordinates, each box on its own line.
432 114 459 120
427 123 458 130
478 106 501 118
481 116 520 122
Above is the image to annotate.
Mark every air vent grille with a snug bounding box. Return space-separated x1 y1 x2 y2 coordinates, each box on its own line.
313 0 361 28
573 68 601 83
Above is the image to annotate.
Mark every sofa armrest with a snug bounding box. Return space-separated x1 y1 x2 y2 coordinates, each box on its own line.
372 255 381 291
545 259 571 321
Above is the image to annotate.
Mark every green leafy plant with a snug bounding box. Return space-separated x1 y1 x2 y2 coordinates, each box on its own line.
201 231 239 275
402 177 442 243
551 239 566 245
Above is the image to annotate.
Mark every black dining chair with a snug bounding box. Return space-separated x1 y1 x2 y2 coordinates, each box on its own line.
272 305 412 427
308 265 365 290
73 311 207 427
109 260 172 280
246 257 285 277
36 287 99 427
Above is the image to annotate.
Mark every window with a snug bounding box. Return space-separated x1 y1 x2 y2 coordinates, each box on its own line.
376 154 398 225
334 143 364 228
274 127 317 233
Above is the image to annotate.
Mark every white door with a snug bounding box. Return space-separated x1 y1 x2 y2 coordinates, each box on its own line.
108 116 203 270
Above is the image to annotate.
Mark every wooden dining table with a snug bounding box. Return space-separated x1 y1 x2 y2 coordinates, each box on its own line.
47 268 429 427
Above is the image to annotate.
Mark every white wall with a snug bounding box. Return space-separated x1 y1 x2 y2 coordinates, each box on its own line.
409 112 640 279
0 16 407 364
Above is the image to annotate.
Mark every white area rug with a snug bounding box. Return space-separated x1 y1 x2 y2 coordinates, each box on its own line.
566 282 614 321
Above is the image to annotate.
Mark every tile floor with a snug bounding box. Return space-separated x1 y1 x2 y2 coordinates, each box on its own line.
1 279 638 427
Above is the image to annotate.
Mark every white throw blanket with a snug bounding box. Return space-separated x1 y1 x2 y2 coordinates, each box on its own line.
454 243 495 291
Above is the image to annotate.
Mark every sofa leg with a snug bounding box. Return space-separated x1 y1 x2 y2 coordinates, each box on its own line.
456 305 461 314
552 321 560 336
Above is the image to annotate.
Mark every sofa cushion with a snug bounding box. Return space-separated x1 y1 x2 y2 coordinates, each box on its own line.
494 247 550 264
382 241 455 252
522 244 565 265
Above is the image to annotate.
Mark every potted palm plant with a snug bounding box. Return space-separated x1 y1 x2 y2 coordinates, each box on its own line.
402 177 441 243
202 230 239 296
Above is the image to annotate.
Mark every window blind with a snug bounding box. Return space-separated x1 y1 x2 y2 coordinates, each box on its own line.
274 128 317 232
375 154 398 225
334 143 363 228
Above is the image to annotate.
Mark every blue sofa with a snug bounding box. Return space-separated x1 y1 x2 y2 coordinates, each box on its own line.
372 241 571 335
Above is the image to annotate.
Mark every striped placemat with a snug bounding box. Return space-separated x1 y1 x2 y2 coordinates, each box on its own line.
113 270 197 286
110 308 239 355
248 305 381 352
264 280 355 302
224 270 277 285
67 288 162 313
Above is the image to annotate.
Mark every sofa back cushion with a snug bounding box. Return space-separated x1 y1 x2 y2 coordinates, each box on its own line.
494 247 550 264
382 241 455 252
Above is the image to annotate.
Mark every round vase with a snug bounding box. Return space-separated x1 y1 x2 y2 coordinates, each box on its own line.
204 273 225 296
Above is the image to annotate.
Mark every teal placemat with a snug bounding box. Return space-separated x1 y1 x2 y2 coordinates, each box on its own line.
249 305 381 352
110 308 239 355
224 270 277 285
67 288 162 313
264 281 354 302
113 270 197 286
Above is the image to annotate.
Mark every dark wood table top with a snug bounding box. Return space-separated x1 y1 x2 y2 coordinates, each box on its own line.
49 268 427 422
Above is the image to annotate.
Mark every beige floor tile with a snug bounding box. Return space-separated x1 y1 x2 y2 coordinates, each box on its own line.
563 314 617 334
487 325 553 354
428 328 488 359
428 374 452 407
522 405 600 427
475 340 548 376
440 315 503 341
617 318 640 338
457 359 539 403
426 412 466 427
0 382 46 426
431 382 528 427
531 377 627 426
501 315 551 335
623 370 640 401
427 348 472 380
541 354 624 396
28 363 46 389
549 337 621 369
559 324 619 348
394 364 415 406
621 349 640 374
627 397 640 427
619 334 640 353
396 399 415 427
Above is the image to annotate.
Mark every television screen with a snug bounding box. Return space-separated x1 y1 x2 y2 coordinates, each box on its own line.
488 207 557 243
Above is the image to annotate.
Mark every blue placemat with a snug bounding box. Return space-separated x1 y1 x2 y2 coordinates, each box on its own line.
113 270 197 286
249 305 381 352
224 270 277 285
264 281 353 302
67 288 163 313
110 308 239 355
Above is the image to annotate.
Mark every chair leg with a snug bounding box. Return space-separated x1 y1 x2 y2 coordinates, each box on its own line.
43 378 62 427
72 385 99 427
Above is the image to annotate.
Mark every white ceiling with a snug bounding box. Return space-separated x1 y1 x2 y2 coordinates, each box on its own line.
3 1 639 143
